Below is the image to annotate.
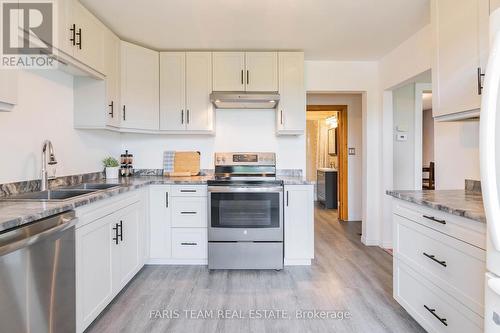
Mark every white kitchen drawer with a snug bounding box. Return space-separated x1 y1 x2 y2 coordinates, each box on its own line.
394 260 483 333
392 200 486 250
395 214 485 316
171 228 207 259
171 185 207 197
171 196 207 227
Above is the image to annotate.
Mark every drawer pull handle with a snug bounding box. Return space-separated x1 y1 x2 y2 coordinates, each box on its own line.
424 305 448 326
422 252 447 267
423 215 446 225
180 190 197 193
181 242 197 246
180 211 197 214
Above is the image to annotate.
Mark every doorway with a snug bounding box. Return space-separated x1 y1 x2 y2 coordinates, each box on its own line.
421 92 435 189
306 105 348 221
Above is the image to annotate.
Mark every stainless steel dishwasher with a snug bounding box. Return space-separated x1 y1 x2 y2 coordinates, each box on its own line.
0 211 76 333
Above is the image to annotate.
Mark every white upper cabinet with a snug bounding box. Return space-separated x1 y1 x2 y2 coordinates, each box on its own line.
72 1 105 74
212 52 278 92
185 52 213 131
104 28 121 127
277 52 305 135
213 52 245 91
432 0 489 120
245 52 278 92
160 52 186 131
160 52 213 132
53 0 74 56
121 41 159 131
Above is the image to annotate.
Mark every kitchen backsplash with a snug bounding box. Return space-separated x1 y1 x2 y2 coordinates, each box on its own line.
465 179 482 193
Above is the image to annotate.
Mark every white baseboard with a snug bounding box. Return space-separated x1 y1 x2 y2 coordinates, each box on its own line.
147 258 208 265
381 240 393 249
284 258 311 266
360 235 380 246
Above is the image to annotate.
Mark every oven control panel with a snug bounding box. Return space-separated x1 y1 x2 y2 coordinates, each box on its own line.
215 152 276 166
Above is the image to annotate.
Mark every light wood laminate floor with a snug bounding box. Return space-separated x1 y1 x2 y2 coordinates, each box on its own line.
86 205 424 333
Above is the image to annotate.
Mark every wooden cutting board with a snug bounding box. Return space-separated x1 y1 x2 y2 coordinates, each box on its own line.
171 151 200 176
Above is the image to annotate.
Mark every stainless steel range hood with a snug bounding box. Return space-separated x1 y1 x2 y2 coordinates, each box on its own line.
210 92 280 109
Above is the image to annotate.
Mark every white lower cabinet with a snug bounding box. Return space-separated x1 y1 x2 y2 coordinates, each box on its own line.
76 193 146 333
148 185 208 264
171 228 208 259
284 184 314 265
392 199 486 332
171 196 207 228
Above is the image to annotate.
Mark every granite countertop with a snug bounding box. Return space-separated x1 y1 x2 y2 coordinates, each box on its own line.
0 174 311 232
386 189 485 223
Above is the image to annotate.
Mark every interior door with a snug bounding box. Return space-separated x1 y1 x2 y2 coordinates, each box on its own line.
245 52 278 92
160 52 186 131
121 41 159 130
212 52 245 91
186 52 213 131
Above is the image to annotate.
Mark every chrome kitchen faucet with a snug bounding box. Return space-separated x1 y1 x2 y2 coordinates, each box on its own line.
41 140 57 191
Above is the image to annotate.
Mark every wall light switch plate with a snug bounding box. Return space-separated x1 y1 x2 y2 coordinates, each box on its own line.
348 148 356 155
396 133 408 141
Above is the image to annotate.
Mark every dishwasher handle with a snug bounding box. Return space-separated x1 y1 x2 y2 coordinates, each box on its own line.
0 212 76 257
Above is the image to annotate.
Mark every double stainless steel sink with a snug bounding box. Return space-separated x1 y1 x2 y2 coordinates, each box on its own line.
1 183 120 202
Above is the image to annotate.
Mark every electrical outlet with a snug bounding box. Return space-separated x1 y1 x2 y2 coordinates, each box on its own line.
396 133 408 141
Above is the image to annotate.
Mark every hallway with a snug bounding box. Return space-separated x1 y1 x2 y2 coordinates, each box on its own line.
86 206 423 333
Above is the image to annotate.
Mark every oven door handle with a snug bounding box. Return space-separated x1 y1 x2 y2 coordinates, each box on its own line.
208 186 283 193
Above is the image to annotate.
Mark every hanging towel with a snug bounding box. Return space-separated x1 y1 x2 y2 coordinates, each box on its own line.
163 151 175 173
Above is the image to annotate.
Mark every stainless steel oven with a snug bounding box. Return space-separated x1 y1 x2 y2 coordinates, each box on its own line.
207 152 284 270
208 185 283 242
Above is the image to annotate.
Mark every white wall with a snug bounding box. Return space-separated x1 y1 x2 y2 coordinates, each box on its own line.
434 121 480 189
305 61 381 246
392 83 416 190
422 109 434 166
120 108 306 173
0 69 120 184
379 25 433 248
306 93 363 221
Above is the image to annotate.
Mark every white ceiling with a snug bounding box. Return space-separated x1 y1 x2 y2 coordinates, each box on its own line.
81 0 430 61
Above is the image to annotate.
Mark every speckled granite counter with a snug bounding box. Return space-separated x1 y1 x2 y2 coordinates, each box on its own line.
386 190 485 223
0 174 311 232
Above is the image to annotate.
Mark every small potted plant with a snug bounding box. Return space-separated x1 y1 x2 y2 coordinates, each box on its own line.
102 157 120 179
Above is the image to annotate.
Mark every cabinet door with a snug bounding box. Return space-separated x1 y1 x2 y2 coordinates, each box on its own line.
121 41 159 130
284 185 314 261
116 203 141 289
160 52 186 131
149 186 172 259
245 52 278 92
76 215 114 332
104 29 121 127
0 69 17 111
186 52 214 131
72 1 105 73
277 52 305 135
53 0 75 56
432 0 488 118
212 52 245 91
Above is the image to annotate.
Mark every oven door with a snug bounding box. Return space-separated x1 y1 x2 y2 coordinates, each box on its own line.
208 186 283 242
